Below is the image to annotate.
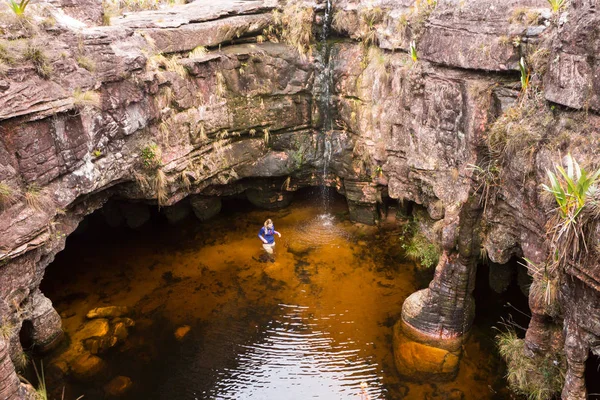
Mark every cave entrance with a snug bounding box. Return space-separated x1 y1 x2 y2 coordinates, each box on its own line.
38 187 509 399
587 351 600 399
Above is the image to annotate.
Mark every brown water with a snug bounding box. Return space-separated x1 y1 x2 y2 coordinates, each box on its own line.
41 192 513 399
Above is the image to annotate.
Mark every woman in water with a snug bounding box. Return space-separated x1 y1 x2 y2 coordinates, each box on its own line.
258 219 281 255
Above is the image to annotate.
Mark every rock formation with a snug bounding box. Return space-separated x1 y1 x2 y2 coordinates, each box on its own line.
0 0 599 398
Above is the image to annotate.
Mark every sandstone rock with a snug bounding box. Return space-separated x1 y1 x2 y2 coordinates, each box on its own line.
393 321 460 381
162 200 192 224
30 291 63 352
119 203 151 229
174 325 191 341
86 306 129 319
104 376 133 397
84 335 118 355
246 187 293 210
189 196 222 221
71 353 107 381
113 322 129 341
79 319 110 339
488 262 515 294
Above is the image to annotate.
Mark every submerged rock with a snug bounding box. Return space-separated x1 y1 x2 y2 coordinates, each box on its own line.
87 306 129 319
71 353 107 381
104 376 133 397
174 325 191 341
79 319 110 339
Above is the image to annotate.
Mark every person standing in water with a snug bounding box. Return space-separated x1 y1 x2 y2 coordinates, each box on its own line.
258 219 281 255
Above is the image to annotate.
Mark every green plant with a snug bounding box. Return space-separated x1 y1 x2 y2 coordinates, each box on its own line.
7 0 31 16
548 0 566 12
24 44 52 79
542 154 600 267
404 232 440 269
33 361 47 400
92 149 102 157
496 328 565 400
519 57 530 94
521 258 560 316
0 182 17 208
140 143 162 170
358 6 384 47
73 88 101 109
76 55 96 72
410 41 418 62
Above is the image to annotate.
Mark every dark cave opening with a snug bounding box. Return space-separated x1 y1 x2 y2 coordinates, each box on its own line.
587 351 600 399
18 320 34 351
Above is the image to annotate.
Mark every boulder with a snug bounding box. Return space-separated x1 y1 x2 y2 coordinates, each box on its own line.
189 196 221 221
162 200 192 224
119 203 151 229
246 187 293 210
79 319 110 339
71 353 107 381
104 376 133 397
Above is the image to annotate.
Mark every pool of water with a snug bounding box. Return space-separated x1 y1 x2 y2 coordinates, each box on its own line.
41 192 512 399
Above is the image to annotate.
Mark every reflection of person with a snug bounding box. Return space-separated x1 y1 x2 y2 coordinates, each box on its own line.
258 219 281 255
359 381 370 400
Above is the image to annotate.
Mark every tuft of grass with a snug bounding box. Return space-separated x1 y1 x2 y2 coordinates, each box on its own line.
496 328 565 399
24 184 50 211
14 350 29 371
468 160 501 213
180 170 191 190
215 71 226 97
358 6 384 47
367 46 389 78
188 45 207 58
76 55 96 72
487 93 553 161
153 168 167 207
148 53 187 78
542 154 600 269
270 5 315 59
521 258 560 316
8 0 31 16
0 182 18 209
263 127 270 145
0 318 14 340
24 44 52 79
73 89 101 109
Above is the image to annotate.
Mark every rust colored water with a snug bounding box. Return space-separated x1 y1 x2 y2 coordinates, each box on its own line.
42 192 512 399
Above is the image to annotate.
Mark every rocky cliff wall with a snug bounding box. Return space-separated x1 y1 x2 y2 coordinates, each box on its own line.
0 0 599 398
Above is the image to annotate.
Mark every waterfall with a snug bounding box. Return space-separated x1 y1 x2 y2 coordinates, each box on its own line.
319 0 334 213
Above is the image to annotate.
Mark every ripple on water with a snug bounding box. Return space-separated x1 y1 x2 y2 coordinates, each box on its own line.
204 304 383 400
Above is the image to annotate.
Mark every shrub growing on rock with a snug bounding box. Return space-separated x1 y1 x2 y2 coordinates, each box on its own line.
496 328 565 400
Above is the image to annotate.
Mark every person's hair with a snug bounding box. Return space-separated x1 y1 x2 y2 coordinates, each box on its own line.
264 219 273 231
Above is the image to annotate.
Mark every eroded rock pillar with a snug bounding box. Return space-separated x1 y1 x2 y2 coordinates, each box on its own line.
562 320 588 400
394 251 475 380
0 339 21 400
30 290 63 352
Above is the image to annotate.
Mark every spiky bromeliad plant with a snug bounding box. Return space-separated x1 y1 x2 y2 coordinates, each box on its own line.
542 154 600 269
547 0 566 13
8 0 31 16
409 41 418 62
519 57 530 94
